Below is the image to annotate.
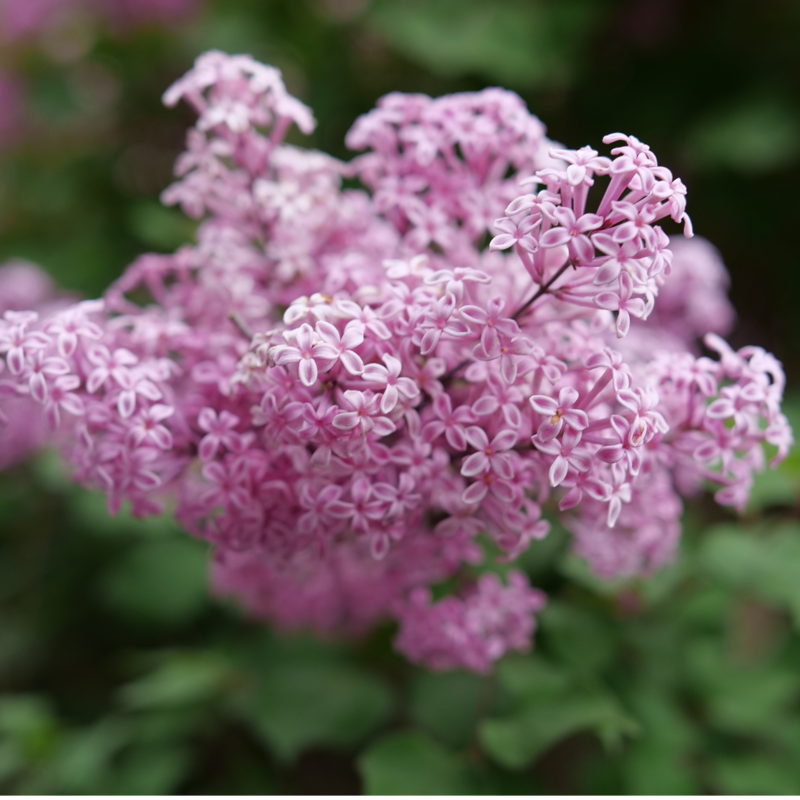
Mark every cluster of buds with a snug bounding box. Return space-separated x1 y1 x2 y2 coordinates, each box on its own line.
0 51 791 672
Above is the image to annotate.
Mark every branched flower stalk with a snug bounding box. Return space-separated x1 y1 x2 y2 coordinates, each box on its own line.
0 52 792 673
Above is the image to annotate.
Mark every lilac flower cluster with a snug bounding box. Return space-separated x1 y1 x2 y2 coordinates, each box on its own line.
0 51 791 672
0 261 58 468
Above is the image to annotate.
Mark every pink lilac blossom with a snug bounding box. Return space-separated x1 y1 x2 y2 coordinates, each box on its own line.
0 261 61 467
0 51 792 672
395 572 546 673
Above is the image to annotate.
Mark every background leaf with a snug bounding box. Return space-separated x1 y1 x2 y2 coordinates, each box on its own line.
98 536 210 626
358 731 473 795
367 0 599 89
408 671 488 749
238 656 394 761
698 523 800 624
479 655 638 769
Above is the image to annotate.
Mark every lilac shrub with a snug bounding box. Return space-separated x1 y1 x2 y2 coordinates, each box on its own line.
0 52 792 672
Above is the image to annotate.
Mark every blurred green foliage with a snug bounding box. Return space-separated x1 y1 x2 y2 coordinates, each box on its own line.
0 398 798 793
367 0 601 89
2 0 800 793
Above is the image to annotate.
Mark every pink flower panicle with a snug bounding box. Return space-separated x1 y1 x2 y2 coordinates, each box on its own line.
489 135 692 338
0 52 792 672
395 572 546 673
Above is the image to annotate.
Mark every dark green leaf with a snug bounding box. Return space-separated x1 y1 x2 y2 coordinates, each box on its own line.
620 689 700 794
480 681 637 769
409 671 488 749
538 602 617 673
358 731 473 795
99 536 210 625
100 745 192 795
710 755 800 795
0 743 24 784
119 652 232 710
698 523 800 624
49 719 131 793
0 696 60 759
486 653 639 771
239 659 393 760
367 0 599 89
